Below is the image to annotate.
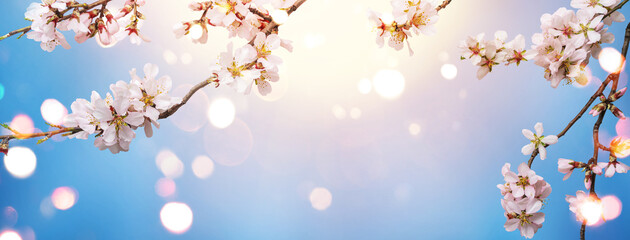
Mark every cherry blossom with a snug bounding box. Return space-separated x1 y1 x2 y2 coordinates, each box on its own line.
63 64 180 153
213 43 261 93
499 163 550 238
597 156 630 177
558 158 584 180
503 198 545 239
521 122 558 160
610 136 630 158
368 0 448 55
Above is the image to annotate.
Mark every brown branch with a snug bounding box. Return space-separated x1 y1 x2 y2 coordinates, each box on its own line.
0 127 81 141
158 77 216 119
249 7 273 22
580 222 586 240
436 0 453 11
0 0 112 42
603 0 629 19
527 74 616 167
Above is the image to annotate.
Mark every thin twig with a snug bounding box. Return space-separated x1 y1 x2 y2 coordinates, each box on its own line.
527 74 616 167
0 0 112 42
603 0 629 19
436 0 453 11
2 0 310 145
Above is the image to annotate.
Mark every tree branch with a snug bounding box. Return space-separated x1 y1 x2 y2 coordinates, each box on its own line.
0 0 112 42
603 0 629 19
1 0 310 147
436 0 453 11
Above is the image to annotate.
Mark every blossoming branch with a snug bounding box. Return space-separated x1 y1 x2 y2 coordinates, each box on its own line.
460 0 630 239
367 0 453 55
0 0 309 154
0 0 151 51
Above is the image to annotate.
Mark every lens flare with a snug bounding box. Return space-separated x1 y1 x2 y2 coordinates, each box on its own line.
208 98 236 129
160 202 193 234
163 50 178 65
580 199 603 226
155 149 184 179
51 186 78 210
373 69 405 99
409 123 421 136
602 195 622 221
599 47 625 73
309 187 332 211
0 230 22 240
10 114 34 136
155 178 177 197
192 155 214 179
40 99 68 125
3 147 37 179
440 64 458 80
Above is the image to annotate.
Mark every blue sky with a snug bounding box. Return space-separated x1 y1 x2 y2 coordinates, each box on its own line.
1 0 630 239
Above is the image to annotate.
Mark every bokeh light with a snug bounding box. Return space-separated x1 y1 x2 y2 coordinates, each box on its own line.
192 155 215 179
155 178 177 197
3 147 36 179
163 50 178 65
270 10 289 24
9 114 34 136
155 149 184 179
2 206 17 227
189 24 203 40
332 105 346 119
51 186 78 210
207 98 236 129
160 202 193 234
169 84 210 132
617 118 630 137
39 197 55 218
580 199 604 226
599 47 625 73
203 119 253 167
372 69 405 99
349 108 362 119
309 187 332 211
602 195 622 221
181 53 193 65
0 230 22 240
357 78 372 94
409 123 421 136
0 83 4 100
440 64 458 80
40 99 68 125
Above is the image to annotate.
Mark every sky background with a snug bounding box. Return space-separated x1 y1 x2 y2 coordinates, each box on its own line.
1 0 630 239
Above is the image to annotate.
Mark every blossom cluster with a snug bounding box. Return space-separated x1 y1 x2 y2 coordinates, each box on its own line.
558 136 630 190
498 163 551 239
460 0 625 85
531 0 624 88
173 0 295 96
460 31 535 79
24 0 149 52
368 0 441 55
63 63 180 153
